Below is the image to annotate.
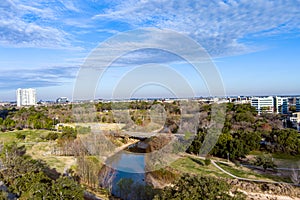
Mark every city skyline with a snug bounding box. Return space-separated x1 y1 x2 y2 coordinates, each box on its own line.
0 1 300 101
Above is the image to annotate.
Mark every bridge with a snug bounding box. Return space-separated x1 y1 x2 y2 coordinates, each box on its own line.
59 122 189 140
116 131 162 139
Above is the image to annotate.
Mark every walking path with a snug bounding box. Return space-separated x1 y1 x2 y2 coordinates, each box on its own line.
211 159 298 185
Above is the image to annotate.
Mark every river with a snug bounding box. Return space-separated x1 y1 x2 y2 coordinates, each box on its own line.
103 143 155 200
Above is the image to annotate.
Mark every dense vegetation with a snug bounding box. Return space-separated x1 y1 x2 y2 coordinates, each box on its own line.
0 105 73 131
0 143 84 199
1 101 299 160
0 101 299 199
154 174 245 200
188 103 300 159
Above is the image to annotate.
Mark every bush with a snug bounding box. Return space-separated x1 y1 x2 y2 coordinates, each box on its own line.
204 158 211 166
76 126 91 134
45 132 59 140
154 174 245 200
16 132 26 140
254 154 277 171
60 126 77 139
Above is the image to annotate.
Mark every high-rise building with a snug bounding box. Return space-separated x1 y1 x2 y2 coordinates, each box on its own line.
282 99 288 114
296 98 300 112
16 88 37 107
251 96 274 115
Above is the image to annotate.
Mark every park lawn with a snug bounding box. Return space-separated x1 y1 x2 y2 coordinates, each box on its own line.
249 150 265 156
0 129 57 144
0 129 76 173
63 123 125 131
170 156 231 178
26 141 76 173
250 150 300 168
272 153 300 168
0 131 18 143
216 162 291 183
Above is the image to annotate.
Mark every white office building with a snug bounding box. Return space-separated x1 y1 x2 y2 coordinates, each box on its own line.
251 96 274 115
274 96 288 114
16 88 37 107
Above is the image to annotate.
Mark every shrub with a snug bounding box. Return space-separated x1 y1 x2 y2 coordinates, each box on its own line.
204 158 211 166
16 132 26 140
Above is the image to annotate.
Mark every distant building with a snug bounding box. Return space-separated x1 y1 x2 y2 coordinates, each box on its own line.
281 99 288 114
16 88 36 107
289 112 300 123
289 112 300 131
296 98 300 112
289 97 297 106
56 97 69 104
0 102 9 107
251 96 274 115
274 96 288 114
228 96 251 104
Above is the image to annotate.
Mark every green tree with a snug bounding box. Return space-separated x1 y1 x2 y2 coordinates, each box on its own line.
11 172 52 198
52 176 84 199
0 143 84 199
210 130 261 160
61 126 77 139
254 154 276 171
271 129 299 155
44 132 59 140
289 105 296 112
154 174 245 200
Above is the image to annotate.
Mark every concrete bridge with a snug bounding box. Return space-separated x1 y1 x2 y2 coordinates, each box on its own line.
116 131 161 139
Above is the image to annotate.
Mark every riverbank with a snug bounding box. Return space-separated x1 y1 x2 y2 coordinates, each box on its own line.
102 138 140 161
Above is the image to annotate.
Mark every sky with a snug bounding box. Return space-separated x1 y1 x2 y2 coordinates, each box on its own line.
0 0 300 101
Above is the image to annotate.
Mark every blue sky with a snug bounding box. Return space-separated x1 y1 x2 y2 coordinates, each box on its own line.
0 0 300 101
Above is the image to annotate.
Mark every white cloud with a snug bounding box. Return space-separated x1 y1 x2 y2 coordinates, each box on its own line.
93 0 300 57
0 0 73 48
0 66 79 90
58 0 80 12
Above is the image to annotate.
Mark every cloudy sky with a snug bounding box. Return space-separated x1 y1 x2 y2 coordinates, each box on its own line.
0 0 300 101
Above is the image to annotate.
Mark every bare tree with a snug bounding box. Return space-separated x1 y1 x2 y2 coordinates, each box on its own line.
99 166 116 193
291 162 300 185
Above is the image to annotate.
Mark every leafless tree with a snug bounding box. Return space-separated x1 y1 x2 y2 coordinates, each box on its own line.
291 162 300 185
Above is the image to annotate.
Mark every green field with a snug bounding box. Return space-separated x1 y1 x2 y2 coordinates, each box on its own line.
170 156 231 178
0 129 57 144
216 162 291 183
250 151 300 169
170 154 293 183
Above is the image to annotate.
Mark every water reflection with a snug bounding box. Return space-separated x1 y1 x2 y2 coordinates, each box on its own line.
104 148 148 199
107 151 145 173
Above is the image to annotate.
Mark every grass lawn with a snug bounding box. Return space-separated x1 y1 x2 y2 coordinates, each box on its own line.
0 129 57 144
63 123 125 131
0 131 18 143
171 153 293 183
216 162 291 183
249 150 264 156
0 129 76 173
249 151 300 168
170 156 231 178
26 141 76 173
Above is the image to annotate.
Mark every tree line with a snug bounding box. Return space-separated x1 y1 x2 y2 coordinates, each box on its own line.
188 103 300 159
